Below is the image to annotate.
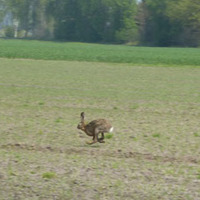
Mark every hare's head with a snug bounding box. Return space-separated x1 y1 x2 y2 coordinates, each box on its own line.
77 112 85 130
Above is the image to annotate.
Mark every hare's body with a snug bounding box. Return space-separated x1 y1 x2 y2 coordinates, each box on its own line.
83 119 113 136
77 112 113 144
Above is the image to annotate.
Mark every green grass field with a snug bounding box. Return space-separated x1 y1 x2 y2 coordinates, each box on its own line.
0 40 200 199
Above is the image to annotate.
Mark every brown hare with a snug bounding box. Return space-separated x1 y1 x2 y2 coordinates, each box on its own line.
77 112 114 145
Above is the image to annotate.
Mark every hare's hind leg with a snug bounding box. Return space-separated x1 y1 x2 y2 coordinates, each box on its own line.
98 133 105 143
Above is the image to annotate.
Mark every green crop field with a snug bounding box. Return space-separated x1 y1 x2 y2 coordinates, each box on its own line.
0 39 200 66
0 40 200 200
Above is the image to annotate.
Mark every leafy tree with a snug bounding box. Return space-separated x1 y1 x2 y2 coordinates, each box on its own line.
167 0 200 46
6 0 31 37
137 0 174 46
137 0 200 46
5 0 52 38
2 0 138 43
0 0 7 21
115 0 138 43
53 0 138 43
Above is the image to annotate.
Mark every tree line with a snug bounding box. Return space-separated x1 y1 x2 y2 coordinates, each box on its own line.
0 0 200 47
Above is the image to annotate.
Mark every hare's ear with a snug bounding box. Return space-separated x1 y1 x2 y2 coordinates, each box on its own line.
80 112 85 122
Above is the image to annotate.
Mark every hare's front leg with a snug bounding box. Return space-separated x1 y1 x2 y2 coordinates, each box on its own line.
86 132 98 145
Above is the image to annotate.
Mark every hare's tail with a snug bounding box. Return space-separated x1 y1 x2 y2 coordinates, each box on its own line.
109 127 114 133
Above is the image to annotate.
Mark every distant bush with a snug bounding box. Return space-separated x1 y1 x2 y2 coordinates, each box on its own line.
5 26 15 38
